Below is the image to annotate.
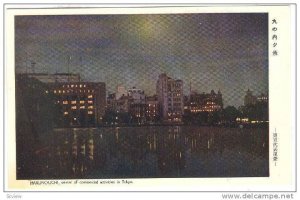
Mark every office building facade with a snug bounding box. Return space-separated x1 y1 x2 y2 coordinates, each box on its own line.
156 73 184 122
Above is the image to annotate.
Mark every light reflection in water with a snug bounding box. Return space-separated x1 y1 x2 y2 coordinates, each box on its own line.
19 126 269 179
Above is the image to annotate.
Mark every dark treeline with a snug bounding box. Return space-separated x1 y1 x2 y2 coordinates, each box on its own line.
182 103 268 126
15 74 62 179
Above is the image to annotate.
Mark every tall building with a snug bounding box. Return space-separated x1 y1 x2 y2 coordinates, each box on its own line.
48 82 106 127
156 73 183 122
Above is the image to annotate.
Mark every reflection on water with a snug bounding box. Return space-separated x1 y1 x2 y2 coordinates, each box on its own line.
17 126 269 179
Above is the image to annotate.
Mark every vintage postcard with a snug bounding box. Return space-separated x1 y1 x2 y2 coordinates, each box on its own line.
3 4 296 192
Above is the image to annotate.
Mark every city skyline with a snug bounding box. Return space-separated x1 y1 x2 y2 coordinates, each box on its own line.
15 13 268 107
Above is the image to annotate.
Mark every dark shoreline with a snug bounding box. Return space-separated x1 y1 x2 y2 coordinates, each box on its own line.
54 122 269 130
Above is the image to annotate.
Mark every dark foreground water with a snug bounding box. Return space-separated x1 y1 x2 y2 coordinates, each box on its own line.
17 126 269 179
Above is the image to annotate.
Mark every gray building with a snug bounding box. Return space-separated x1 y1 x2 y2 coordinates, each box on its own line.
27 73 81 83
156 73 184 122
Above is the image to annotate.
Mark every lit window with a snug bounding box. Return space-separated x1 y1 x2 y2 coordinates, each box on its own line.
88 95 93 98
62 90 65 93
88 106 93 109
88 100 93 104
84 85 86 88
58 90 61 93
54 90 57 94
80 100 85 104
64 111 68 115
80 106 85 109
88 111 93 115
71 101 76 104
63 101 68 105
71 106 77 110
45 90 49 94
75 85 78 88
71 85 74 88
80 84 82 88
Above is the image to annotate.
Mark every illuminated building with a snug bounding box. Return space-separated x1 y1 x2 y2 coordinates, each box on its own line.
244 90 268 106
108 86 145 111
257 93 268 103
129 103 147 124
49 82 106 127
188 90 223 113
126 87 146 123
156 73 184 122
107 86 148 123
145 95 159 122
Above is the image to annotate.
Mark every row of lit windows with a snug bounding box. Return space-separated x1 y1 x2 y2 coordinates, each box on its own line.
204 109 217 112
236 118 249 122
258 97 268 100
71 105 94 110
190 106 220 112
64 111 93 115
204 105 220 109
63 84 87 88
191 109 208 112
206 101 216 105
62 100 93 105
53 90 94 94
146 113 157 117
167 112 182 116
191 109 216 112
146 110 156 113
167 117 181 122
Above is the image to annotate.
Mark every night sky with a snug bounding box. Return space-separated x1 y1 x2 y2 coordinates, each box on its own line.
15 13 268 107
